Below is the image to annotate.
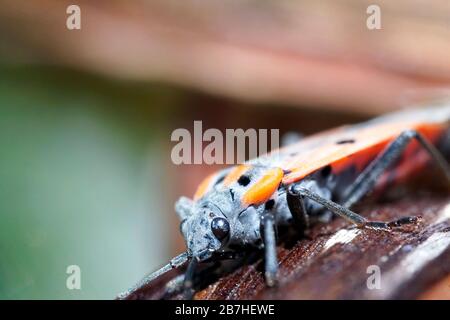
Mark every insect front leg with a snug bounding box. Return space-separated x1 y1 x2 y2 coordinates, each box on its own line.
260 212 278 287
117 251 189 299
289 185 420 231
343 129 450 209
165 259 230 299
182 258 198 299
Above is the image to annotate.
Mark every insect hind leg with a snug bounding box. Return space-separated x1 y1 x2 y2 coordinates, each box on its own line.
289 186 421 231
342 129 450 209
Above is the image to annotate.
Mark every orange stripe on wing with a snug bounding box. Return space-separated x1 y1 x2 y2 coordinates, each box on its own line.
223 164 250 186
193 173 216 201
242 168 283 206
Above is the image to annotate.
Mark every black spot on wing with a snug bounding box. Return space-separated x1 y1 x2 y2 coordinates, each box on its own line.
237 175 251 186
336 138 355 145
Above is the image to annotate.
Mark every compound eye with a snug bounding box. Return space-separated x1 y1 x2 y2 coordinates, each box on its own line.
211 217 230 242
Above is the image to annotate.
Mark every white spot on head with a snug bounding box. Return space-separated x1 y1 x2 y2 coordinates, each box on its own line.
323 229 361 251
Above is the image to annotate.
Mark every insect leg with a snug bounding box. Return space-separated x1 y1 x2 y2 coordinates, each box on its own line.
117 251 189 299
182 258 198 299
290 186 420 230
343 129 450 209
260 212 278 287
286 188 310 234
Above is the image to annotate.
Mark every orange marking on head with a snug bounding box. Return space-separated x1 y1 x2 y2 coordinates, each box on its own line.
193 173 216 201
223 165 250 186
242 168 283 206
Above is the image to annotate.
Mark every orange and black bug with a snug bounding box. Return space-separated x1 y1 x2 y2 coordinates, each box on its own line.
121 102 450 298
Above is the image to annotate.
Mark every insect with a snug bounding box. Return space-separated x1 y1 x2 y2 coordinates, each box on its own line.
121 102 450 299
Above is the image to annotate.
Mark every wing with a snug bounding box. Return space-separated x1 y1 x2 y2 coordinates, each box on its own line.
253 105 450 185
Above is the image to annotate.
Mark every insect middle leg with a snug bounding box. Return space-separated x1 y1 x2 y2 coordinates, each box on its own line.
286 190 310 235
342 129 450 209
260 212 278 287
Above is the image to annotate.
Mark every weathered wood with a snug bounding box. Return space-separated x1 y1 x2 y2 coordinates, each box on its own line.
121 189 450 300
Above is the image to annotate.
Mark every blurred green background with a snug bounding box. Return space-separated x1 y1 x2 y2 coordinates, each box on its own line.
0 66 180 298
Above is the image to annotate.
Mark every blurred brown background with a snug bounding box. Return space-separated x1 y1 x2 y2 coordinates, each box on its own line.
0 0 449 299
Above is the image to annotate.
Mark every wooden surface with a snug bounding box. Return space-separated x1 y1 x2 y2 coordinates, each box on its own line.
121 187 450 300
